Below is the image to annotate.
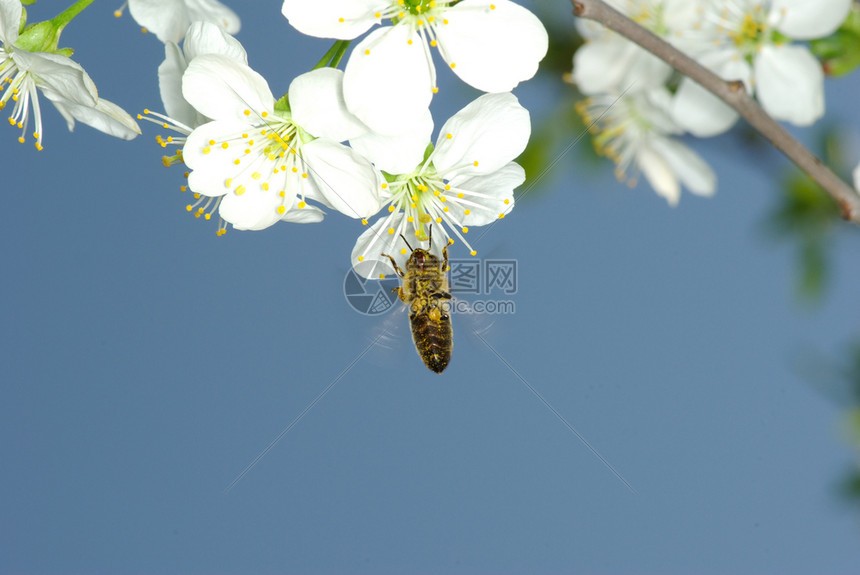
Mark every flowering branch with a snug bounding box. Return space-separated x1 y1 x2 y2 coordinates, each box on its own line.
571 0 860 224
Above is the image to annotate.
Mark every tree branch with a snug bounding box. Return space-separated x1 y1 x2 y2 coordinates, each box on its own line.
571 0 860 223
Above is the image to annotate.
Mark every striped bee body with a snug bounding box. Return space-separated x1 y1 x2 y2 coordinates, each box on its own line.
382 231 453 373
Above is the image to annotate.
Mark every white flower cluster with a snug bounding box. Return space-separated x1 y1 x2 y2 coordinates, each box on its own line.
136 0 548 277
0 0 140 149
570 0 852 206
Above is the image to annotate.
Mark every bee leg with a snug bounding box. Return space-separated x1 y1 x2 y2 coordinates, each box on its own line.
431 291 452 300
380 253 406 278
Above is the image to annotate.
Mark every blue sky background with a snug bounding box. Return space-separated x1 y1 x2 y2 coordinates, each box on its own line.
3 1 860 573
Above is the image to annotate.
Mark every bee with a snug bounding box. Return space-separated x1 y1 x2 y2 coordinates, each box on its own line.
381 228 453 373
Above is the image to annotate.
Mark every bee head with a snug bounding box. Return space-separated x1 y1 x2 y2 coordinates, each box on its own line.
402 226 442 272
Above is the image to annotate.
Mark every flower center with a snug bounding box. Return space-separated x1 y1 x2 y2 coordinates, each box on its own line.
731 10 768 48
388 164 448 242
703 0 773 55
393 0 450 20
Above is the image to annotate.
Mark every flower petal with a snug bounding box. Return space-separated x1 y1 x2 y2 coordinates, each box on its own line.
573 38 670 94
184 0 241 35
45 97 141 140
158 42 199 127
672 78 738 137
343 25 433 136
853 162 860 193
182 20 247 63
448 161 524 226
12 51 97 107
182 54 274 122
351 214 406 278
184 119 250 196
128 0 189 44
670 48 749 136
218 185 284 231
289 67 367 141
301 138 383 218
349 109 433 174
771 0 852 40
431 93 530 177
436 0 547 93
649 138 716 197
637 143 680 206
281 204 325 223
754 44 823 126
0 0 22 44
281 0 385 40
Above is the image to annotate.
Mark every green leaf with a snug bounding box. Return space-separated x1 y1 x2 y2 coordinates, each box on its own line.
810 5 860 76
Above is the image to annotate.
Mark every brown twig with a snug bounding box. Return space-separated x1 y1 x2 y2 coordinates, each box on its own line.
571 0 860 223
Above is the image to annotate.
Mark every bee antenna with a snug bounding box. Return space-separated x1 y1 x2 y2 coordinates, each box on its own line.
399 234 414 252
428 224 433 246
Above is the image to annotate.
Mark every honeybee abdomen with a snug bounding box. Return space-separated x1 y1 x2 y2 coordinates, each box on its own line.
410 311 453 374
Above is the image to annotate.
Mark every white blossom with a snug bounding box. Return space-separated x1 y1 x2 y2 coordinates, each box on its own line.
122 0 240 44
180 54 382 231
281 0 547 135
572 0 702 95
576 88 716 206
1 0 139 149
351 92 529 279
672 0 852 135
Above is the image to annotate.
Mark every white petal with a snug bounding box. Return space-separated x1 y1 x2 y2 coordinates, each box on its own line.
184 120 250 196
853 162 860 193
670 48 750 136
663 0 702 31
771 0 852 39
12 51 97 107
650 138 716 197
351 214 407 278
573 38 669 94
449 161 524 226
0 0 21 44
184 0 241 35
182 54 274 122
754 44 824 126
128 0 189 44
637 144 680 206
182 20 247 63
436 0 548 93
672 78 738 137
158 42 200 127
707 47 754 91
218 186 284 231
301 138 383 218
431 93 530 177
632 88 680 134
46 97 141 140
343 25 433 136
575 18 609 41
349 109 433 174
289 67 367 141
281 0 385 40
281 204 325 223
